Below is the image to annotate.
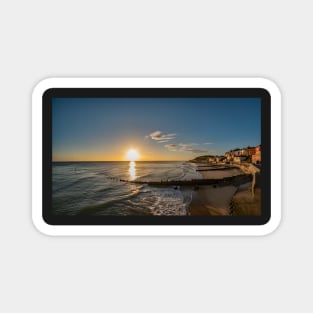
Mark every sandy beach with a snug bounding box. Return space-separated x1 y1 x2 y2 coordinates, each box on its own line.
189 163 258 216
189 185 237 215
198 166 242 179
230 187 261 216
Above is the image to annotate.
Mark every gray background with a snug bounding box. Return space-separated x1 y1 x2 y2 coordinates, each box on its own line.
1 1 311 312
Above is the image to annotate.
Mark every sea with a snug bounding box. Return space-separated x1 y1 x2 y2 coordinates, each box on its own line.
52 161 201 216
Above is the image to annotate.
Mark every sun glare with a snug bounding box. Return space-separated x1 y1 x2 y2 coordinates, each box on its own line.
126 148 140 161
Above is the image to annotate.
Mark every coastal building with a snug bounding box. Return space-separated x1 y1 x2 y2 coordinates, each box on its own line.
247 146 256 156
252 145 261 164
225 149 241 161
215 156 224 163
240 148 248 156
225 146 259 164
234 156 247 164
233 149 241 157
240 146 256 156
224 151 232 161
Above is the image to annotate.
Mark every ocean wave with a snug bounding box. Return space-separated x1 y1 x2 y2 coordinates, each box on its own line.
52 161 197 216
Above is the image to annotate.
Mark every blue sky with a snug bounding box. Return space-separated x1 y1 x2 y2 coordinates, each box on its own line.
52 97 261 161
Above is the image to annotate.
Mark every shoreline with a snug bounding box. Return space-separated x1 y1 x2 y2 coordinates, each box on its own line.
188 162 260 216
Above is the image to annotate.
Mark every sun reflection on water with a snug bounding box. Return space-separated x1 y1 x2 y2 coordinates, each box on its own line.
129 161 136 180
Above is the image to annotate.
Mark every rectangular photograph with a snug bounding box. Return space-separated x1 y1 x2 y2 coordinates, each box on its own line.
51 95 263 220
33 78 280 235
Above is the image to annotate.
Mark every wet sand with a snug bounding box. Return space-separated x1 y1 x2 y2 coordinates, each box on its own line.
189 185 237 215
199 168 242 179
189 163 247 216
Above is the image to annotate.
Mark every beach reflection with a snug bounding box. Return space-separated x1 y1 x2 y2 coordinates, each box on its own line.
129 161 137 180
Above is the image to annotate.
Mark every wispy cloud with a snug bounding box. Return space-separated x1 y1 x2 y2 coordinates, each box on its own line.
150 132 213 155
178 143 194 149
148 131 176 143
164 144 177 151
184 149 209 154
164 142 209 154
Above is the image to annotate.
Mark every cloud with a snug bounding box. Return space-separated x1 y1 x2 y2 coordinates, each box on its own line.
164 142 209 154
148 131 176 143
184 149 209 154
178 143 194 149
164 141 213 154
164 144 177 151
204 142 213 145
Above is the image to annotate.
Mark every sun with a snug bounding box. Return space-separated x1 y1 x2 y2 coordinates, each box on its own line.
126 148 140 161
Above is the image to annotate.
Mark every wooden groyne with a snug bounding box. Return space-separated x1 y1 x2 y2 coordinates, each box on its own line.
196 166 237 172
120 174 252 187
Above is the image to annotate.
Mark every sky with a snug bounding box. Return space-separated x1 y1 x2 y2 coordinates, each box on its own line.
52 97 261 161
